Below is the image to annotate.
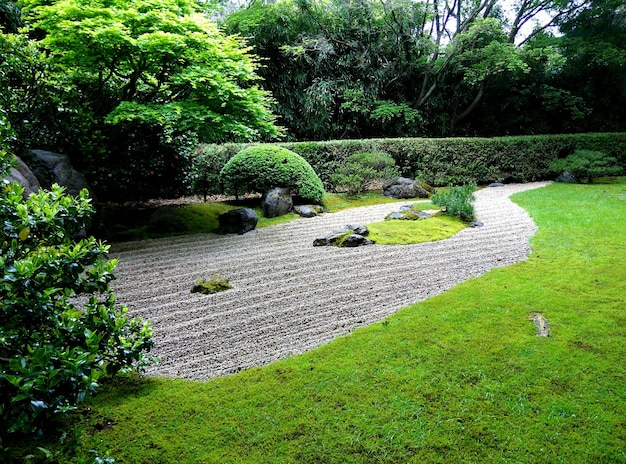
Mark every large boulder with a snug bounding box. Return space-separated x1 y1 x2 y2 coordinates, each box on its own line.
21 149 91 196
4 156 41 198
382 177 431 199
218 208 258 235
262 187 293 218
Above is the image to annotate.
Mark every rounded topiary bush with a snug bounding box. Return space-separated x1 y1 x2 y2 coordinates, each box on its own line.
219 146 325 202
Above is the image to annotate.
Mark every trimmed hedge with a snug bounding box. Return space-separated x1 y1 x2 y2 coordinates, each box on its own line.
193 133 626 193
219 145 325 202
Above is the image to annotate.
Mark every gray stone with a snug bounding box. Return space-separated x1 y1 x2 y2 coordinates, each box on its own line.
385 208 432 221
470 221 484 227
4 156 41 198
488 182 505 187
262 187 293 218
218 208 258 235
555 171 577 183
313 224 373 247
382 177 430 199
294 205 319 218
21 149 91 196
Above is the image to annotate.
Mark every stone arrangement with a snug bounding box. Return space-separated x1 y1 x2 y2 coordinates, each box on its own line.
313 223 373 247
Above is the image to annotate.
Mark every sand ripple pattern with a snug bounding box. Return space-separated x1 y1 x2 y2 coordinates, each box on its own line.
110 182 549 380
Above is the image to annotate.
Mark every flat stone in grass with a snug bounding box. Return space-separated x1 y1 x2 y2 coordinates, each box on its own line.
294 205 324 218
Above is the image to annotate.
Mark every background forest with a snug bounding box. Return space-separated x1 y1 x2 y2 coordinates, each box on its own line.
1 0 625 201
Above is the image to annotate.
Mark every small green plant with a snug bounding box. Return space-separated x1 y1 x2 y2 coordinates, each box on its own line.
431 184 476 221
549 150 624 183
331 151 400 196
191 275 233 295
219 146 325 202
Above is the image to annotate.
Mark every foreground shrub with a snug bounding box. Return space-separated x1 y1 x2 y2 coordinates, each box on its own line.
331 151 400 196
549 150 624 183
0 153 154 438
431 184 477 221
219 146 324 202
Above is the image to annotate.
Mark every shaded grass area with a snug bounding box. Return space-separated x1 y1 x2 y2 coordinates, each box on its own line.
367 213 467 245
17 181 626 462
103 191 407 241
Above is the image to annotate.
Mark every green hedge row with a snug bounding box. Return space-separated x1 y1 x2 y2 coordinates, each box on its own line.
191 133 626 194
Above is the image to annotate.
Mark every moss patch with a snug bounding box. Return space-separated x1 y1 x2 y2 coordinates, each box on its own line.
367 214 467 245
190 275 233 295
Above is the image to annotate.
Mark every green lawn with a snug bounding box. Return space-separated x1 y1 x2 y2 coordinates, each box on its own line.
22 181 626 463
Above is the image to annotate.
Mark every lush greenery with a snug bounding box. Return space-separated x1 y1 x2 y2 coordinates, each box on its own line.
219 146 324 202
225 0 626 141
550 149 624 183
10 180 622 462
331 151 400 196
1 0 279 201
195 132 626 190
367 214 467 245
0 150 154 440
431 184 477 222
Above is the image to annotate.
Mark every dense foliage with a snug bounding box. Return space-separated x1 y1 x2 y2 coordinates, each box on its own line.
0 146 154 438
1 0 279 201
549 150 624 183
224 0 626 141
331 151 400 195
196 132 626 189
219 146 325 202
431 184 477 222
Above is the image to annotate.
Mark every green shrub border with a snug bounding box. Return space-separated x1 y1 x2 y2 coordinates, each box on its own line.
193 133 626 192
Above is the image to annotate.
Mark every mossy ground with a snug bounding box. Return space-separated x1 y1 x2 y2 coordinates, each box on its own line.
367 213 467 245
10 179 626 463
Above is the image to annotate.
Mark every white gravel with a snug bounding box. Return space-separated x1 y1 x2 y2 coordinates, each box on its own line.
110 182 550 380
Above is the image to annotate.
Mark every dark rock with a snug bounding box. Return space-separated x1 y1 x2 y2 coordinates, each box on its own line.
21 149 92 196
294 205 320 218
313 224 373 247
488 182 505 187
470 221 484 227
382 177 431 199
218 208 258 234
555 171 577 183
346 223 369 236
262 187 293 218
4 156 41 198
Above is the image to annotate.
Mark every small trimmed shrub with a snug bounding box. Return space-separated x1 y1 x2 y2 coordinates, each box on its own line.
431 184 476 222
331 151 400 196
219 146 324 202
549 150 624 183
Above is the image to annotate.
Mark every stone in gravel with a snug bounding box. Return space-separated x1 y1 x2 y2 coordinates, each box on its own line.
262 187 293 218
294 205 320 218
488 182 505 187
218 208 258 234
470 221 484 227
382 177 431 199
191 275 233 295
555 171 578 183
313 224 373 247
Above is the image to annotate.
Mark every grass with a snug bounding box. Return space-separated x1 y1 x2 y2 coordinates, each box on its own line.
14 181 626 462
367 213 467 245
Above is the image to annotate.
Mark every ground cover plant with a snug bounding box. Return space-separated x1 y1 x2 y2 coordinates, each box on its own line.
367 214 467 245
9 180 623 462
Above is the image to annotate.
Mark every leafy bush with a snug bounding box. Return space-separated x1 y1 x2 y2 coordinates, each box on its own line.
219 146 325 202
549 150 624 183
431 184 477 222
0 152 154 437
331 151 400 196
198 132 626 189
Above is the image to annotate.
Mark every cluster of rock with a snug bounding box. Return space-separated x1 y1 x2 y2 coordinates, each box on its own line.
218 187 325 235
385 205 433 221
313 224 373 247
3 149 91 198
383 177 433 199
